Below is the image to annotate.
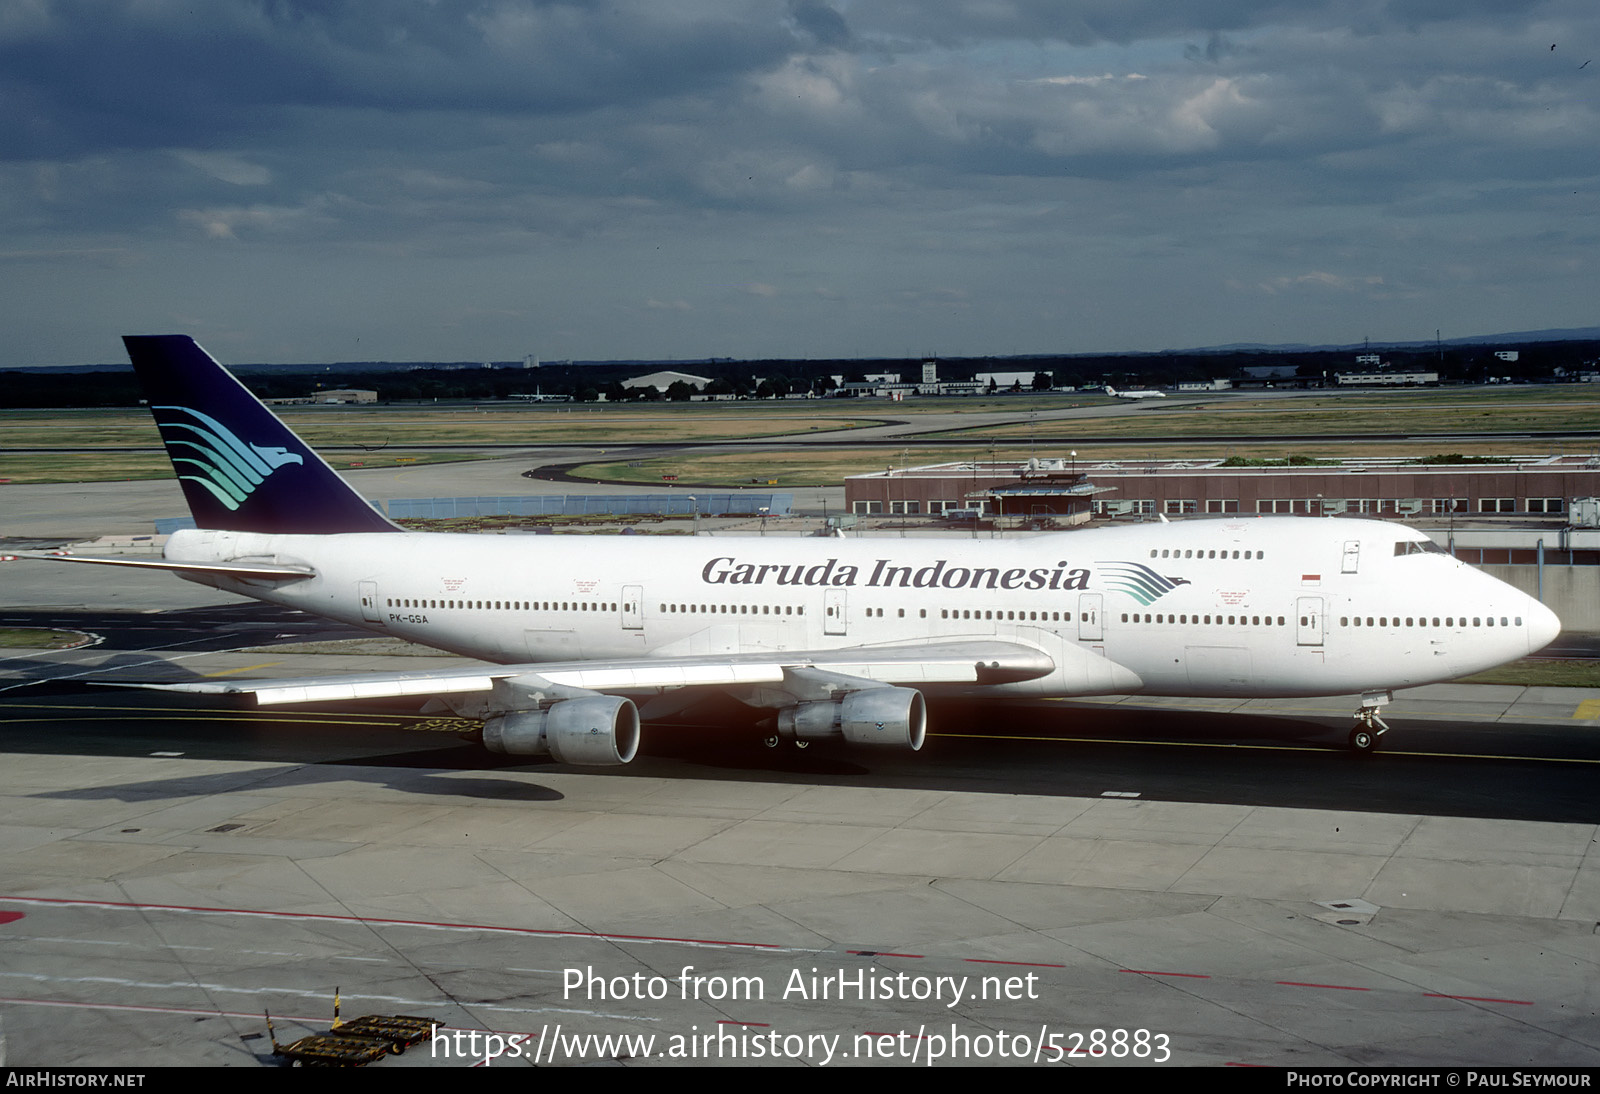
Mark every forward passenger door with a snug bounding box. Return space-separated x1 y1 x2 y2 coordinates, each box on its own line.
1296 597 1324 647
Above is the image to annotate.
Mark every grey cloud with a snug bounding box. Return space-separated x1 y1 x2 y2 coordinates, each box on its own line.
0 1 799 157
0 0 1596 367
788 0 851 48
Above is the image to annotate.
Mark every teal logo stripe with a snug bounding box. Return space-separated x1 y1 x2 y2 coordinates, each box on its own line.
152 405 304 510
168 439 256 497
1096 561 1183 606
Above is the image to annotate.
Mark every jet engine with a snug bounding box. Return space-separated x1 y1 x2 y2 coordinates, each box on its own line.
777 686 926 751
483 695 640 765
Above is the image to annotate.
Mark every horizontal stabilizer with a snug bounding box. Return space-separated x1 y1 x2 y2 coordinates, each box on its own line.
12 552 315 580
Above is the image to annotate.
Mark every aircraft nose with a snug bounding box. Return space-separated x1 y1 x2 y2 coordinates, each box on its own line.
1526 597 1560 654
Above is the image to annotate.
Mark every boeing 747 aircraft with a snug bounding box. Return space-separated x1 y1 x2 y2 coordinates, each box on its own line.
23 337 1559 760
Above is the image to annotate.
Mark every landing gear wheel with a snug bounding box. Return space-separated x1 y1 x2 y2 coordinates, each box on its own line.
1349 696 1390 754
762 734 780 749
794 740 809 750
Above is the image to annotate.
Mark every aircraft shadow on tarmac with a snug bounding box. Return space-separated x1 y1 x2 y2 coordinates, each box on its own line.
10 672 1598 822
26 761 567 805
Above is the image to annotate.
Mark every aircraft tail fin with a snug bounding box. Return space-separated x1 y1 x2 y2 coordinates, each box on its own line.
123 335 401 534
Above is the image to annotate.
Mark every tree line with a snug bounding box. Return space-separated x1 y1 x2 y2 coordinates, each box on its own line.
3 341 1596 409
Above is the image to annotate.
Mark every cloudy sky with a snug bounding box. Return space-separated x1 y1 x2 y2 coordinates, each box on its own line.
1 1 1595 367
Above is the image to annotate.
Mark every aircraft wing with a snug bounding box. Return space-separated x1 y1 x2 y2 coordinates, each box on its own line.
112 639 1057 706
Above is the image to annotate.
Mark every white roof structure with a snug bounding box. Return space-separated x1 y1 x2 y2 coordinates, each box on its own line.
622 370 711 389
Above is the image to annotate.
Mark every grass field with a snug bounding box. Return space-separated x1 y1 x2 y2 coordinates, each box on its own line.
0 627 88 649
1455 659 1600 688
934 388 1600 442
0 405 884 449
5 385 1599 484
0 449 502 484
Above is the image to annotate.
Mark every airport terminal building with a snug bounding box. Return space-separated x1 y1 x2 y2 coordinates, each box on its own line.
846 455 1600 523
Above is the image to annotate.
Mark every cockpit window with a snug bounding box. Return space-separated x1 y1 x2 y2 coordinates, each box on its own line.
1394 540 1446 556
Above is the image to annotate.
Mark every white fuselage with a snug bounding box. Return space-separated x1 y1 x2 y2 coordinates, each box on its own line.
167 517 1558 701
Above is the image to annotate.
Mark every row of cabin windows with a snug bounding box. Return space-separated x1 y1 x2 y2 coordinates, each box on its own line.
389 598 617 612
939 609 1066 621
1340 615 1522 628
391 598 814 618
660 603 803 616
1123 613 1286 626
1151 548 1263 560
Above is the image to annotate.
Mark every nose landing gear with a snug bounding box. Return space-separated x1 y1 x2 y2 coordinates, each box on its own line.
1350 691 1392 753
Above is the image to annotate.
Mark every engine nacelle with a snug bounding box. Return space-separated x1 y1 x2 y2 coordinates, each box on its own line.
777 687 926 751
483 695 641 765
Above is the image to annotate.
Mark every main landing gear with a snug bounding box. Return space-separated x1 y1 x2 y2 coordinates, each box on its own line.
1349 691 1393 753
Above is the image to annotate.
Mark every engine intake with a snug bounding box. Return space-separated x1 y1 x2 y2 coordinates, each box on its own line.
483 695 641 765
777 687 926 751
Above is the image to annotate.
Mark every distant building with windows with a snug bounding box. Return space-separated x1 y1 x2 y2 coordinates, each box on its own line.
845 455 1599 521
1333 370 1439 386
264 389 377 405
